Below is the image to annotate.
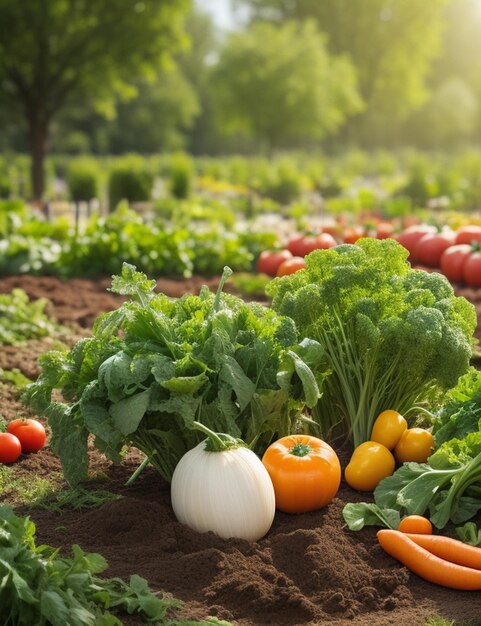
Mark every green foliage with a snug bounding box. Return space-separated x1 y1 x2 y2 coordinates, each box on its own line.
432 368 481 447
0 504 217 625
169 152 194 199
456 521 481 546
268 238 477 445
342 502 400 531
108 156 154 210
374 431 481 529
0 289 60 344
25 264 326 485
66 158 100 202
211 20 362 149
242 0 448 146
0 0 190 197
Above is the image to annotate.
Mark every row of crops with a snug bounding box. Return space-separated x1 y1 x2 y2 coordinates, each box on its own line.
4 149 481 213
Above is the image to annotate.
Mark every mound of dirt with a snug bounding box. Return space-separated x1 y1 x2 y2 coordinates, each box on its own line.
18 453 481 626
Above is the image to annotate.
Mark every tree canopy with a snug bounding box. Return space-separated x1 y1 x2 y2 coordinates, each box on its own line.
0 0 189 199
211 20 363 150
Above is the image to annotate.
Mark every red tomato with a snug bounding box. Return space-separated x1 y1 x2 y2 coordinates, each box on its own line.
315 232 337 249
7 418 46 453
286 235 307 257
343 226 365 244
276 256 306 276
257 249 292 277
395 225 437 261
0 432 22 464
375 222 395 240
414 231 456 268
298 234 322 255
455 225 481 246
440 244 472 283
463 251 481 288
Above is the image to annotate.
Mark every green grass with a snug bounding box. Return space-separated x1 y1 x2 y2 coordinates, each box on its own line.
0 464 121 511
425 618 481 626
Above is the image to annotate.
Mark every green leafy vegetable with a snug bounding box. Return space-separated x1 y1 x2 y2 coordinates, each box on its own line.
268 238 476 445
25 264 326 485
0 504 221 626
374 431 481 529
0 289 60 344
456 521 481 546
342 502 400 531
432 368 481 446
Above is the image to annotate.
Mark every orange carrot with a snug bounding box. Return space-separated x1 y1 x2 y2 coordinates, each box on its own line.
405 533 481 571
377 529 481 590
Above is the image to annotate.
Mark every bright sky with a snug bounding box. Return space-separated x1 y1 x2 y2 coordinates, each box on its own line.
196 0 245 31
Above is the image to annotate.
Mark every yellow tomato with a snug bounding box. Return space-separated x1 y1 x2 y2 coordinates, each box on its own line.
344 441 395 492
394 428 434 464
371 410 407 450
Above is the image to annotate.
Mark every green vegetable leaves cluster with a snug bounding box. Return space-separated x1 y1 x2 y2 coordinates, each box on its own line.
267 238 476 445
0 504 205 626
0 289 60 344
25 264 325 484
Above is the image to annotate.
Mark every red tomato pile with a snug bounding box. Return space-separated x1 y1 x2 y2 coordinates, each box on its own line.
396 223 481 287
0 418 46 464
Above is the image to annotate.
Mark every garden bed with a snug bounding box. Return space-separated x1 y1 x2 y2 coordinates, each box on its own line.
2 274 481 626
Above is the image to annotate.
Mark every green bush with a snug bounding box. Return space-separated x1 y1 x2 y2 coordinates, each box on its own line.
168 152 193 199
108 155 153 210
66 157 99 202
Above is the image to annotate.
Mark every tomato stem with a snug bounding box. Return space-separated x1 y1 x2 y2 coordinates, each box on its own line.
289 442 311 457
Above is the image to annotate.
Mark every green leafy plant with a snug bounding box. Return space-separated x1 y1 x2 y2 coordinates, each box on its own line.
374 430 481 529
456 521 481 546
268 238 477 445
66 158 100 202
25 264 325 485
0 289 60 344
0 504 225 625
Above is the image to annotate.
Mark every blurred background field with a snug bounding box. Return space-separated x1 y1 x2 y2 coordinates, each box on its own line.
2 0 481 279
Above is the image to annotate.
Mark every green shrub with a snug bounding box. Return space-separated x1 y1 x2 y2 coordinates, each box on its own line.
168 152 193 199
108 155 153 210
66 157 99 202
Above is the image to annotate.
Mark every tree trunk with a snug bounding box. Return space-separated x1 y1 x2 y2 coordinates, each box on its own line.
28 114 49 204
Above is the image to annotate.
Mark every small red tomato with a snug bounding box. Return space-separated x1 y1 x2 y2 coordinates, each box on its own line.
440 244 472 283
463 251 481 288
395 225 436 261
343 226 365 244
375 222 395 240
257 249 292 277
455 225 481 246
286 235 307 257
0 433 22 464
414 231 456 268
315 232 337 249
276 256 306 276
7 418 46 453
299 234 323 255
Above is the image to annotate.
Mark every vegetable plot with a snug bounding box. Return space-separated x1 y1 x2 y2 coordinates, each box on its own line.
25 264 325 484
268 238 476 446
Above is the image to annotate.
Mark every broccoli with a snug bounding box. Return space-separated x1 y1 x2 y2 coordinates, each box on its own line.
268 238 477 446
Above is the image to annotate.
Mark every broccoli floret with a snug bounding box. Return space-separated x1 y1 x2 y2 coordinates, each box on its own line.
269 238 477 445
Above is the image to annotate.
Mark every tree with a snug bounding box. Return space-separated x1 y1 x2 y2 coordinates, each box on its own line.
210 20 362 151
0 0 189 201
238 0 449 146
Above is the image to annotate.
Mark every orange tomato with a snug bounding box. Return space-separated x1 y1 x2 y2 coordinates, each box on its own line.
398 515 433 535
344 441 395 492
370 410 407 450
276 256 306 276
394 428 434 464
262 435 341 513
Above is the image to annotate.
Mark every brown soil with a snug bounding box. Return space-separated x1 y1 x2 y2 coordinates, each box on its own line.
2 274 481 626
